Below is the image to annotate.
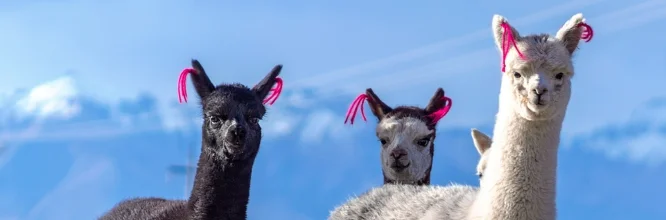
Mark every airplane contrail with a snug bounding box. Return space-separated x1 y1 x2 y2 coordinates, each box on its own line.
288 0 609 89
0 123 42 170
363 3 666 94
296 0 666 101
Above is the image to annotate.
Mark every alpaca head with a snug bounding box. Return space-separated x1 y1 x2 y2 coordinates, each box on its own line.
470 129 492 180
178 60 283 161
492 13 593 121
344 88 452 184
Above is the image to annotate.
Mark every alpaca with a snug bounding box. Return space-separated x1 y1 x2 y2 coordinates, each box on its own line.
344 88 453 185
99 59 284 220
329 13 593 220
470 129 491 180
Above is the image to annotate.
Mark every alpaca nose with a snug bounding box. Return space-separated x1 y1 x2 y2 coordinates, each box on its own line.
230 126 246 143
390 148 407 159
532 88 548 96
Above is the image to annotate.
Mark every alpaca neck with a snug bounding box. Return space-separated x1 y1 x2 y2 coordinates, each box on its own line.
471 110 563 220
187 143 256 220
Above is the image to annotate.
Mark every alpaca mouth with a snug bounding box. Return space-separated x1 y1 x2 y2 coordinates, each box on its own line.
527 100 549 111
222 139 245 150
390 162 410 171
529 97 546 107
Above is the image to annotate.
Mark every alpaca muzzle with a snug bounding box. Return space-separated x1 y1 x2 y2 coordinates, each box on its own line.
226 126 247 146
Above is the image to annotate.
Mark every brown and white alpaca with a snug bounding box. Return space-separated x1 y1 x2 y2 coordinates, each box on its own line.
329 13 593 220
344 88 452 185
99 59 284 220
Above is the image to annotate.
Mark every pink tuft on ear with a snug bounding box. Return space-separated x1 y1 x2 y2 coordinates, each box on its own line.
344 94 368 125
500 22 525 72
578 22 594 42
427 96 452 125
178 68 198 103
263 77 283 105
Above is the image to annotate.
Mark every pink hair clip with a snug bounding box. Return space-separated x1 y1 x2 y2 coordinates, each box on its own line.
577 22 594 42
177 68 198 103
428 96 453 125
500 22 525 73
344 94 368 125
263 77 283 105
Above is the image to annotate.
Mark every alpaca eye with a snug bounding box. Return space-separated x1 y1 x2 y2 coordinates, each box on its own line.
416 138 429 147
209 115 224 124
477 172 483 178
555 72 564 80
248 117 260 124
379 139 387 145
513 72 521 78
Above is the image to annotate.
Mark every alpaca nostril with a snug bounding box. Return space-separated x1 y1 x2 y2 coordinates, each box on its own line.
235 128 246 139
532 88 547 95
230 127 246 143
390 149 407 159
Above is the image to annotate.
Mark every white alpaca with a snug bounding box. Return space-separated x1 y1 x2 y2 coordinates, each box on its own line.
470 129 492 180
329 13 592 220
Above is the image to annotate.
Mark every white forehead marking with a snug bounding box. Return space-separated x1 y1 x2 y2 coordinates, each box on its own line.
378 117 432 137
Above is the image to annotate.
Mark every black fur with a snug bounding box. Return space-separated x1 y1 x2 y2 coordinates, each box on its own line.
99 59 282 220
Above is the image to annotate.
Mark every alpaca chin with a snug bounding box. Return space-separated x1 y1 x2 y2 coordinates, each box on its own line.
386 166 420 182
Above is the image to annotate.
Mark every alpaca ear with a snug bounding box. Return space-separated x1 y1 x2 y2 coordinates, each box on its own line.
491 14 521 52
471 129 492 155
555 13 586 55
190 59 216 99
424 88 446 115
252 64 283 100
365 88 392 120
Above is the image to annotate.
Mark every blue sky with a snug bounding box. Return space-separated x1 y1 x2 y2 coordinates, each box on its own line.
0 0 665 219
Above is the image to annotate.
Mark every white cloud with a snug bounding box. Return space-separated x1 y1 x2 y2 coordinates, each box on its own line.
0 117 165 142
585 131 666 166
299 109 336 143
15 76 80 120
0 76 201 143
262 105 303 138
285 91 314 109
576 98 666 165
157 101 199 132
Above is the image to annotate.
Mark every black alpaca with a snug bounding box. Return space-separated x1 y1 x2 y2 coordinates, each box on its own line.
99 59 283 220
344 88 452 185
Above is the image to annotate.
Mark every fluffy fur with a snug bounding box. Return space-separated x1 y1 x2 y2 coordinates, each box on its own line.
365 88 450 185
99 60 282 220
329 13 588 220
329 130 492 220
